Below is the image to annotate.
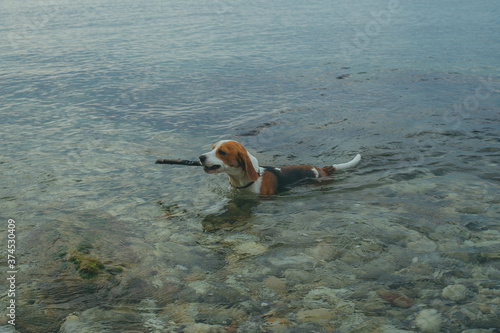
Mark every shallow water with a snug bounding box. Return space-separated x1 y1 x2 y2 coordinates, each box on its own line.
1 0 499 332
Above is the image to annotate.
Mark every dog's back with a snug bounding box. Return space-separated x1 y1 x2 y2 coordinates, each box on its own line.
259 165 336 195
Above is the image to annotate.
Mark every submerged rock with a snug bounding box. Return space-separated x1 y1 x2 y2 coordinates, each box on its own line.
377 290 415 309
449 303 500 330
414 309 442 333
68 253 105 279
296 308 337 324
263 276 287 295
303 287 353 309
59 314 88 333
442 284 473 302
59 308 145 333
234 241 268 257
184 323 225 333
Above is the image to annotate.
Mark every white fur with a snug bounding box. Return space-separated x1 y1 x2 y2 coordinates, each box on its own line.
332 154 361 170
311 167 319 178
200 140 260 190
201 140 227 169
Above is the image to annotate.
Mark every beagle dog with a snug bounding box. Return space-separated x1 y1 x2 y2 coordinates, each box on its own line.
199 140 361 195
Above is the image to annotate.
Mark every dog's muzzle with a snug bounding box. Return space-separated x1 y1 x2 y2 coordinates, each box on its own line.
199 155 221 173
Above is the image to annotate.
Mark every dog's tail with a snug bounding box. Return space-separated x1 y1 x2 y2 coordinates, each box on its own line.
333 154 361 170
322 154 361 176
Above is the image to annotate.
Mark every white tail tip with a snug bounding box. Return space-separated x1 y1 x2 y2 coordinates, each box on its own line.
333 154 361 170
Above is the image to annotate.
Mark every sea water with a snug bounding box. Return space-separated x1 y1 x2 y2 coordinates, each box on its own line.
0 0 499 331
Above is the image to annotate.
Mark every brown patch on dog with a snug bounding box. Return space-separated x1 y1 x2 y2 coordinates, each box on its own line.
259 170 278 195
215 141 259 181
319 166 336 176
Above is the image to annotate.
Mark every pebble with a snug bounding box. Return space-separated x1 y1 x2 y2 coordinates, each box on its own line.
296 308 337 324
414 309 442 333
306 242 336 260
304 287 352 309
234 241 268 256
283 268 315 284
267 255 313 267
406 238 438 253
188 280 212 294
183 323 225 333
263 276 287 294
59 315 86 333
442 284 472 302
377 290 415 309
138 298 159 313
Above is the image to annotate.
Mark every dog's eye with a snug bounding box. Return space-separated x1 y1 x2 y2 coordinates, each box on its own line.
218 150 226 156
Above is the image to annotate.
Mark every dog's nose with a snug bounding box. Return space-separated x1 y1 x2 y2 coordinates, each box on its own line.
199 155 206 164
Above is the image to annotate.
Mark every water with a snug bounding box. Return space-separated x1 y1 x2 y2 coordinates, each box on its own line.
1 0 499 331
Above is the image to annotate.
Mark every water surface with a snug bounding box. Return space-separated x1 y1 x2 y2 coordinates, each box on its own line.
0 0 499 332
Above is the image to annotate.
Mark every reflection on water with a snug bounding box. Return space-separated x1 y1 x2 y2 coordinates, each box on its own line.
201 196 260 232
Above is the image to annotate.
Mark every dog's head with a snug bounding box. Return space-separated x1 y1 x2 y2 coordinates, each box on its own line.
199 140 259 181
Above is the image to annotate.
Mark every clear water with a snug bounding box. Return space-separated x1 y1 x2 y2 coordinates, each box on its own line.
1 0 499 331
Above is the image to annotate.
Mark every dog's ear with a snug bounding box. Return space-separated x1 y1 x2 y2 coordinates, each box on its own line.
238 149 259 181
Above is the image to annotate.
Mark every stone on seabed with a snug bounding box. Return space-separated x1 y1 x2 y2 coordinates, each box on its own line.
263 276 287 294
234 241 268 256
414 309 442 333
296 308 337 324
59 314 88 333
442 284 471 302
184 323 225 333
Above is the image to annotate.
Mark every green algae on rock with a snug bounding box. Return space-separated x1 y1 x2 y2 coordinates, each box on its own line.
69 253 106 279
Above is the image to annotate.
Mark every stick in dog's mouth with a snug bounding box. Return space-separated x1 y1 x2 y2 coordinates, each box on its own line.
155 159 202 166
203 165 221 173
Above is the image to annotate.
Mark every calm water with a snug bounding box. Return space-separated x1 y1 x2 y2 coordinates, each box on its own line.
1 0 499 332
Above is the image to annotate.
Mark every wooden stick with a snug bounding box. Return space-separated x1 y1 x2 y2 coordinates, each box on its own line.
155 158 202 166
